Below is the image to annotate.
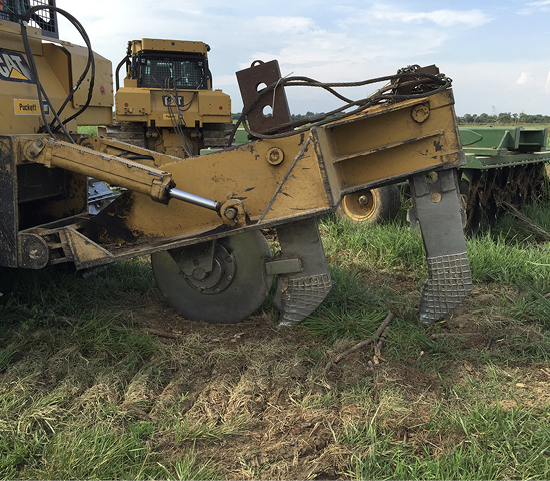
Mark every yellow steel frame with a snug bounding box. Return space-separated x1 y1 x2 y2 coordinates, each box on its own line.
15 88 462 269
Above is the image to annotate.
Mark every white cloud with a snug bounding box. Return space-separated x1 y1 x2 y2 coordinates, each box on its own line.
340 4 491 28
247 16 317 34
517 72 533 84
443 61 550 116
518 0 550 15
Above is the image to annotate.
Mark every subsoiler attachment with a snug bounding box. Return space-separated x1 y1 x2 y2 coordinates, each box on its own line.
410 169 473 323
2 68 472 325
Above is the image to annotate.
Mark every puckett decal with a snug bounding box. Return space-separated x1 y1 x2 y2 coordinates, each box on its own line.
14 99 50 116
0 49 33 83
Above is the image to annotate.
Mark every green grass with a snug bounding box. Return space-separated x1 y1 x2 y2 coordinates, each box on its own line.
320 212 550 294
320 214 426 272
345 403 550 480
3 200 550 478
468 232 550 291
1 257 155 329
77 126 99 136
163 452 221 480
1 422 220 480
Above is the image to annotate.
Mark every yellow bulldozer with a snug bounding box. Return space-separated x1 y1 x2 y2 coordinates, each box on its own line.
110 37 233 157
0 0 472 326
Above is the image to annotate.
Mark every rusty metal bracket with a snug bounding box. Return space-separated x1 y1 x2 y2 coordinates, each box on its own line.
236 60 292 134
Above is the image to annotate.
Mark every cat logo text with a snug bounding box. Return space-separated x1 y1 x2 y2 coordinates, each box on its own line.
0 49 33 84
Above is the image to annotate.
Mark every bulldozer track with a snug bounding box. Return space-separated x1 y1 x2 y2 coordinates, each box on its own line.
102 122 235 153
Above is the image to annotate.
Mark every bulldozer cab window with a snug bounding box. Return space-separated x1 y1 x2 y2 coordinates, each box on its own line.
136 53 209 90
0 0 58 38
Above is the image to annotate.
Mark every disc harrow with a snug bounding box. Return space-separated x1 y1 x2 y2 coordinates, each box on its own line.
459 126 550 236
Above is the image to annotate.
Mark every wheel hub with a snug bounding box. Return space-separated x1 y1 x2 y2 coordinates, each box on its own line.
183 244 236 294
342 189 376 220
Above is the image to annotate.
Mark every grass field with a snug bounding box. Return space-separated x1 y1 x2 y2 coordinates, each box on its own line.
2 197 550 479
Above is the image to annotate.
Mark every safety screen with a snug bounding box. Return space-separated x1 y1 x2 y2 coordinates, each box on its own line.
0 0 58 38
136 53 208 90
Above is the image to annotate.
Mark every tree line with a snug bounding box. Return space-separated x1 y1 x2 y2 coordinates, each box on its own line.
231 112 320 122
232 111 550 125
457 112 550 124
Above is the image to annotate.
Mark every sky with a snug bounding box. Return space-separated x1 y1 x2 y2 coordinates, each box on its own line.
53 0 550 117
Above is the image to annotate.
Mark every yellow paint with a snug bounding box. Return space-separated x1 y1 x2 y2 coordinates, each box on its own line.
14 99 47 115
9 69 28 80
14 88 463 266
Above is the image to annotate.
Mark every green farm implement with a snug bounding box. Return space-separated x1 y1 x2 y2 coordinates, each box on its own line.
458 126 550 235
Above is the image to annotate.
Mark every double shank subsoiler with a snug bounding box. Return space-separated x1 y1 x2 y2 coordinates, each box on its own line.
10 89 472 324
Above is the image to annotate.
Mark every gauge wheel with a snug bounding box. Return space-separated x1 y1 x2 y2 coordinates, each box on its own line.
151 230 273 323
339 185 401 224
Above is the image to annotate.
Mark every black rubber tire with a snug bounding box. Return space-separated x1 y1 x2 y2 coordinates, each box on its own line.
339 185 401 224
151 231 273 324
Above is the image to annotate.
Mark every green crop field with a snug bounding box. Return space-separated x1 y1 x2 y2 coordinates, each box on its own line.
2 194 550 479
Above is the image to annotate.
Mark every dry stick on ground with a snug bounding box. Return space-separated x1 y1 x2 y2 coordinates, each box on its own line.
324 312 395 373
114 326 179 339
373 326 390 365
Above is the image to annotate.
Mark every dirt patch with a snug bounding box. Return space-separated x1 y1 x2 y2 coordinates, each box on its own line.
356 268 419 292
489 365 550 411
106 307 417 477
106 303 350 478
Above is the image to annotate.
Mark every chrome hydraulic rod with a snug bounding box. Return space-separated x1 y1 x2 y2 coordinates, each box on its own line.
24 138 222 209
168 188 220 211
